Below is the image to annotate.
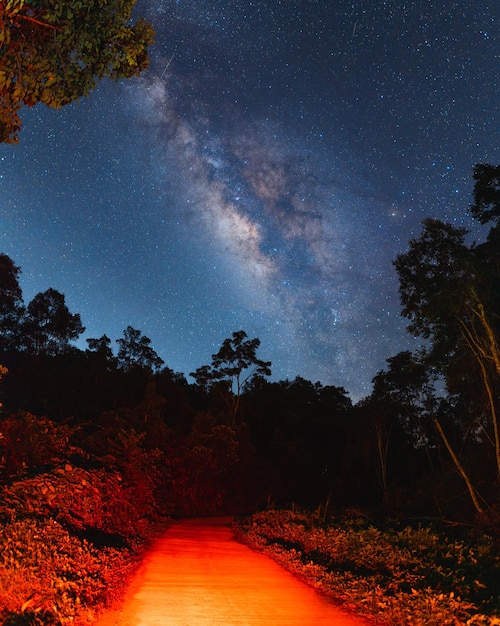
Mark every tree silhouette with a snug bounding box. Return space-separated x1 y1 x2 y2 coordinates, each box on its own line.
116 326 164 372
86 334 115 363
191 330 271 424
469 164 500 226
21 288 84 355
393 166 500 512
394 217 474 355
0 253 24 351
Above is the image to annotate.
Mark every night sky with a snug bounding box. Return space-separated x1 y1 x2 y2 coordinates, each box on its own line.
0 0 498 400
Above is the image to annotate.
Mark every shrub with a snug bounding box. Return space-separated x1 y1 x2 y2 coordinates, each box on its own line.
0 410 169 625
235 509 500 626
0 412 75 477
3 465 144 537
0 517 134 625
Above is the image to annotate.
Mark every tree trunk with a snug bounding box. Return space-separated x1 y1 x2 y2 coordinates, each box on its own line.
375 420 390 502
433 418 485 514
460 301 500 478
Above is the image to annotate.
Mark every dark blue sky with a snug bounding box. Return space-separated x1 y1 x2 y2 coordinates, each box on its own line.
0 0 498 399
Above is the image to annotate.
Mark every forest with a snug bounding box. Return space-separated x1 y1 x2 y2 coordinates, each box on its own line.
0 164 499 624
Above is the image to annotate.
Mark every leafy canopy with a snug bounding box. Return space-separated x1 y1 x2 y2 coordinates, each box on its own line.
0 0 155 142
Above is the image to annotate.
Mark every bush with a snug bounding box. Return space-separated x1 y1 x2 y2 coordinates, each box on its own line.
0 517 134 625
0 412 75 477
235 509 500 626
0 410 169 625
2 464 152 539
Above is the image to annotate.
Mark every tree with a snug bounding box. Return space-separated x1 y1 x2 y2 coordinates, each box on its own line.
371 351 439 450
469 164 500 334
469 164 500 226
191 330 271 423
394 167 500 512
22 287 84 355
0 0 155 143
86 334 114 363
365 351 479 513
0 253 25 351
459 291 500 481
116 326 164 372
393 217 475 361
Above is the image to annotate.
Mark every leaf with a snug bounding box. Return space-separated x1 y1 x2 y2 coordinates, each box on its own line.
21 598 35 612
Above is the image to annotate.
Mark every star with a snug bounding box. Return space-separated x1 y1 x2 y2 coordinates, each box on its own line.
0 0 497 401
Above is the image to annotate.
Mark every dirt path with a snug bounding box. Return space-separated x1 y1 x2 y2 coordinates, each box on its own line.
95 517 371 626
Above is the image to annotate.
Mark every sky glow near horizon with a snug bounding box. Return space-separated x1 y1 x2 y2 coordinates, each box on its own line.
0 0 498 400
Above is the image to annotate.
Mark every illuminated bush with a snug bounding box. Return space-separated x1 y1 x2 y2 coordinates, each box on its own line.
2 464 147 538
236 509 500 626
0 517 133 625
0 408 167 624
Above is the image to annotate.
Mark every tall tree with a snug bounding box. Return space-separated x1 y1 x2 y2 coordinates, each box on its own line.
191 330 271 423
394 167 500 511
393 217 475 363
22 288 84 355
116 326 164 372
0 0 155 143
0 253 24 351
366 351 464 512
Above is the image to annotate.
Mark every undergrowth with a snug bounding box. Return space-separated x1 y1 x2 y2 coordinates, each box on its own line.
0 517 137 625
0 411 167 626
235 509 500 626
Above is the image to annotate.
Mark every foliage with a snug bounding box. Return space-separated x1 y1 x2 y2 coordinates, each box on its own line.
0 517 134 625
0 0 155 143
0 411 75 476
21 289 85 356
236 509 500 626
85 334 114 363
175 419 240 515
0 254 24 352
116 326 164 373
470 165 500 226
394 218 474 349
2 464 148 538
0 409 168 624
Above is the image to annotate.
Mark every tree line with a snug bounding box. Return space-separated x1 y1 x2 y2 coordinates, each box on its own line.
0 164 499 521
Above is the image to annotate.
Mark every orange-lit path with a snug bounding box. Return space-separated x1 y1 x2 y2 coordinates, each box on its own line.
96 517 371 626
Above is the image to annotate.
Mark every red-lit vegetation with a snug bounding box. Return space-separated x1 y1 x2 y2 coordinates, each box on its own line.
0 410 170 624
236 509 500 626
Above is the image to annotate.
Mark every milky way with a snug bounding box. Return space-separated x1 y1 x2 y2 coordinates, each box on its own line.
0 0 498 399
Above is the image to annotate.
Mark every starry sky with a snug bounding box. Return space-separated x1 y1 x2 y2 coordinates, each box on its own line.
0 0 498 400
